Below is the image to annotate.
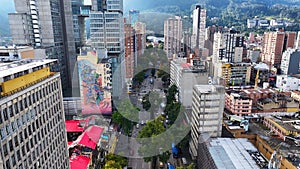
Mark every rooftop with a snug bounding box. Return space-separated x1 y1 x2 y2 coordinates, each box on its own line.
0 59 57 78
242 88 276 95
249 121 300 167
65 120 86 133
265 116 300 133
70 155 90 169
194 85 224 94
208 138 266 169
69 125 104 150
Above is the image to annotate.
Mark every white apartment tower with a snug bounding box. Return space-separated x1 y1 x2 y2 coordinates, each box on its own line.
189 85 225 159
192 5 206 50
164 16 183 58
0 59 69 169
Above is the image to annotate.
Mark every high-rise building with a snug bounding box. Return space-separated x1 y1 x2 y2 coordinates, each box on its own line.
261 31 296 67
164 16 182 58
124 22 137 79
212 30 244 64
8 0 77 92
212 30 244 78
220 29 244 63
0 59 69 169
170 58 208 107
280 48 300 75
128 10 140 26
89 0 125 99
189 85 225 159
134 22 146 58
205 25 224 56
192 5 206 50
71 0 92 50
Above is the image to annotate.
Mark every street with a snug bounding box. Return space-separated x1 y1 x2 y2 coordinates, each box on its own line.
126 72 166 169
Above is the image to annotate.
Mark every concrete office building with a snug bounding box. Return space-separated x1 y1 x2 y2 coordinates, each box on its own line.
170 58 209 107
189 85 225 159
9 0 77 91
192 5 206 50
164 16 183 58
89 0 125 99
261 31 296 67
0 59 69 169
280 48 300 75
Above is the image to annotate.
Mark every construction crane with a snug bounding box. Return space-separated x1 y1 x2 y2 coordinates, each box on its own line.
254 69 260 89
268 142 283 169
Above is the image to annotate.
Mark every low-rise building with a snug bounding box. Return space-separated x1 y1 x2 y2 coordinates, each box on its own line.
197 136 268 169
225 91 253 116
250 66 270 88
276 75 300 91
68 125 105 169
247 19 258 28
242 88 277 107
257 93 299 113
263 116 299 140
221 63 251 86
291 90 300 102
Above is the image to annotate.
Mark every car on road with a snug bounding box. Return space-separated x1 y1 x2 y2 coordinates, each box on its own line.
136 124 140 129
141 120 145 125
159 162 164 168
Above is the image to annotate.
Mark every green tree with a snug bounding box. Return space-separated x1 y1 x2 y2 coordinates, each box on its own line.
103 160 122 169
112 99 139 135
105 154 127 167
137 116 171 166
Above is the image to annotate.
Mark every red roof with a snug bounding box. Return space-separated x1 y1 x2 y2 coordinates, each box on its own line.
76 132 97 149
180 63 191 68
65 120 85 132
70 156 90 169
72 125 104 150
85 126 104 143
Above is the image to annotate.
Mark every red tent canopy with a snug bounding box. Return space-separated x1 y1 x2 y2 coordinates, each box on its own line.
70 155 90 169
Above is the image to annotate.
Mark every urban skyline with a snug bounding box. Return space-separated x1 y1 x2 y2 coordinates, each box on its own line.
0 0 300 169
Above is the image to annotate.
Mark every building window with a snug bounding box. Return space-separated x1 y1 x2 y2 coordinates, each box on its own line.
9 140 13 151
3 108 8 121
3 143 8 156
9 105 13 118
6 159 10 169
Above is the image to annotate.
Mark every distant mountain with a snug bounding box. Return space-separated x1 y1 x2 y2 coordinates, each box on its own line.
0 0 15 37
125 0 300 33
